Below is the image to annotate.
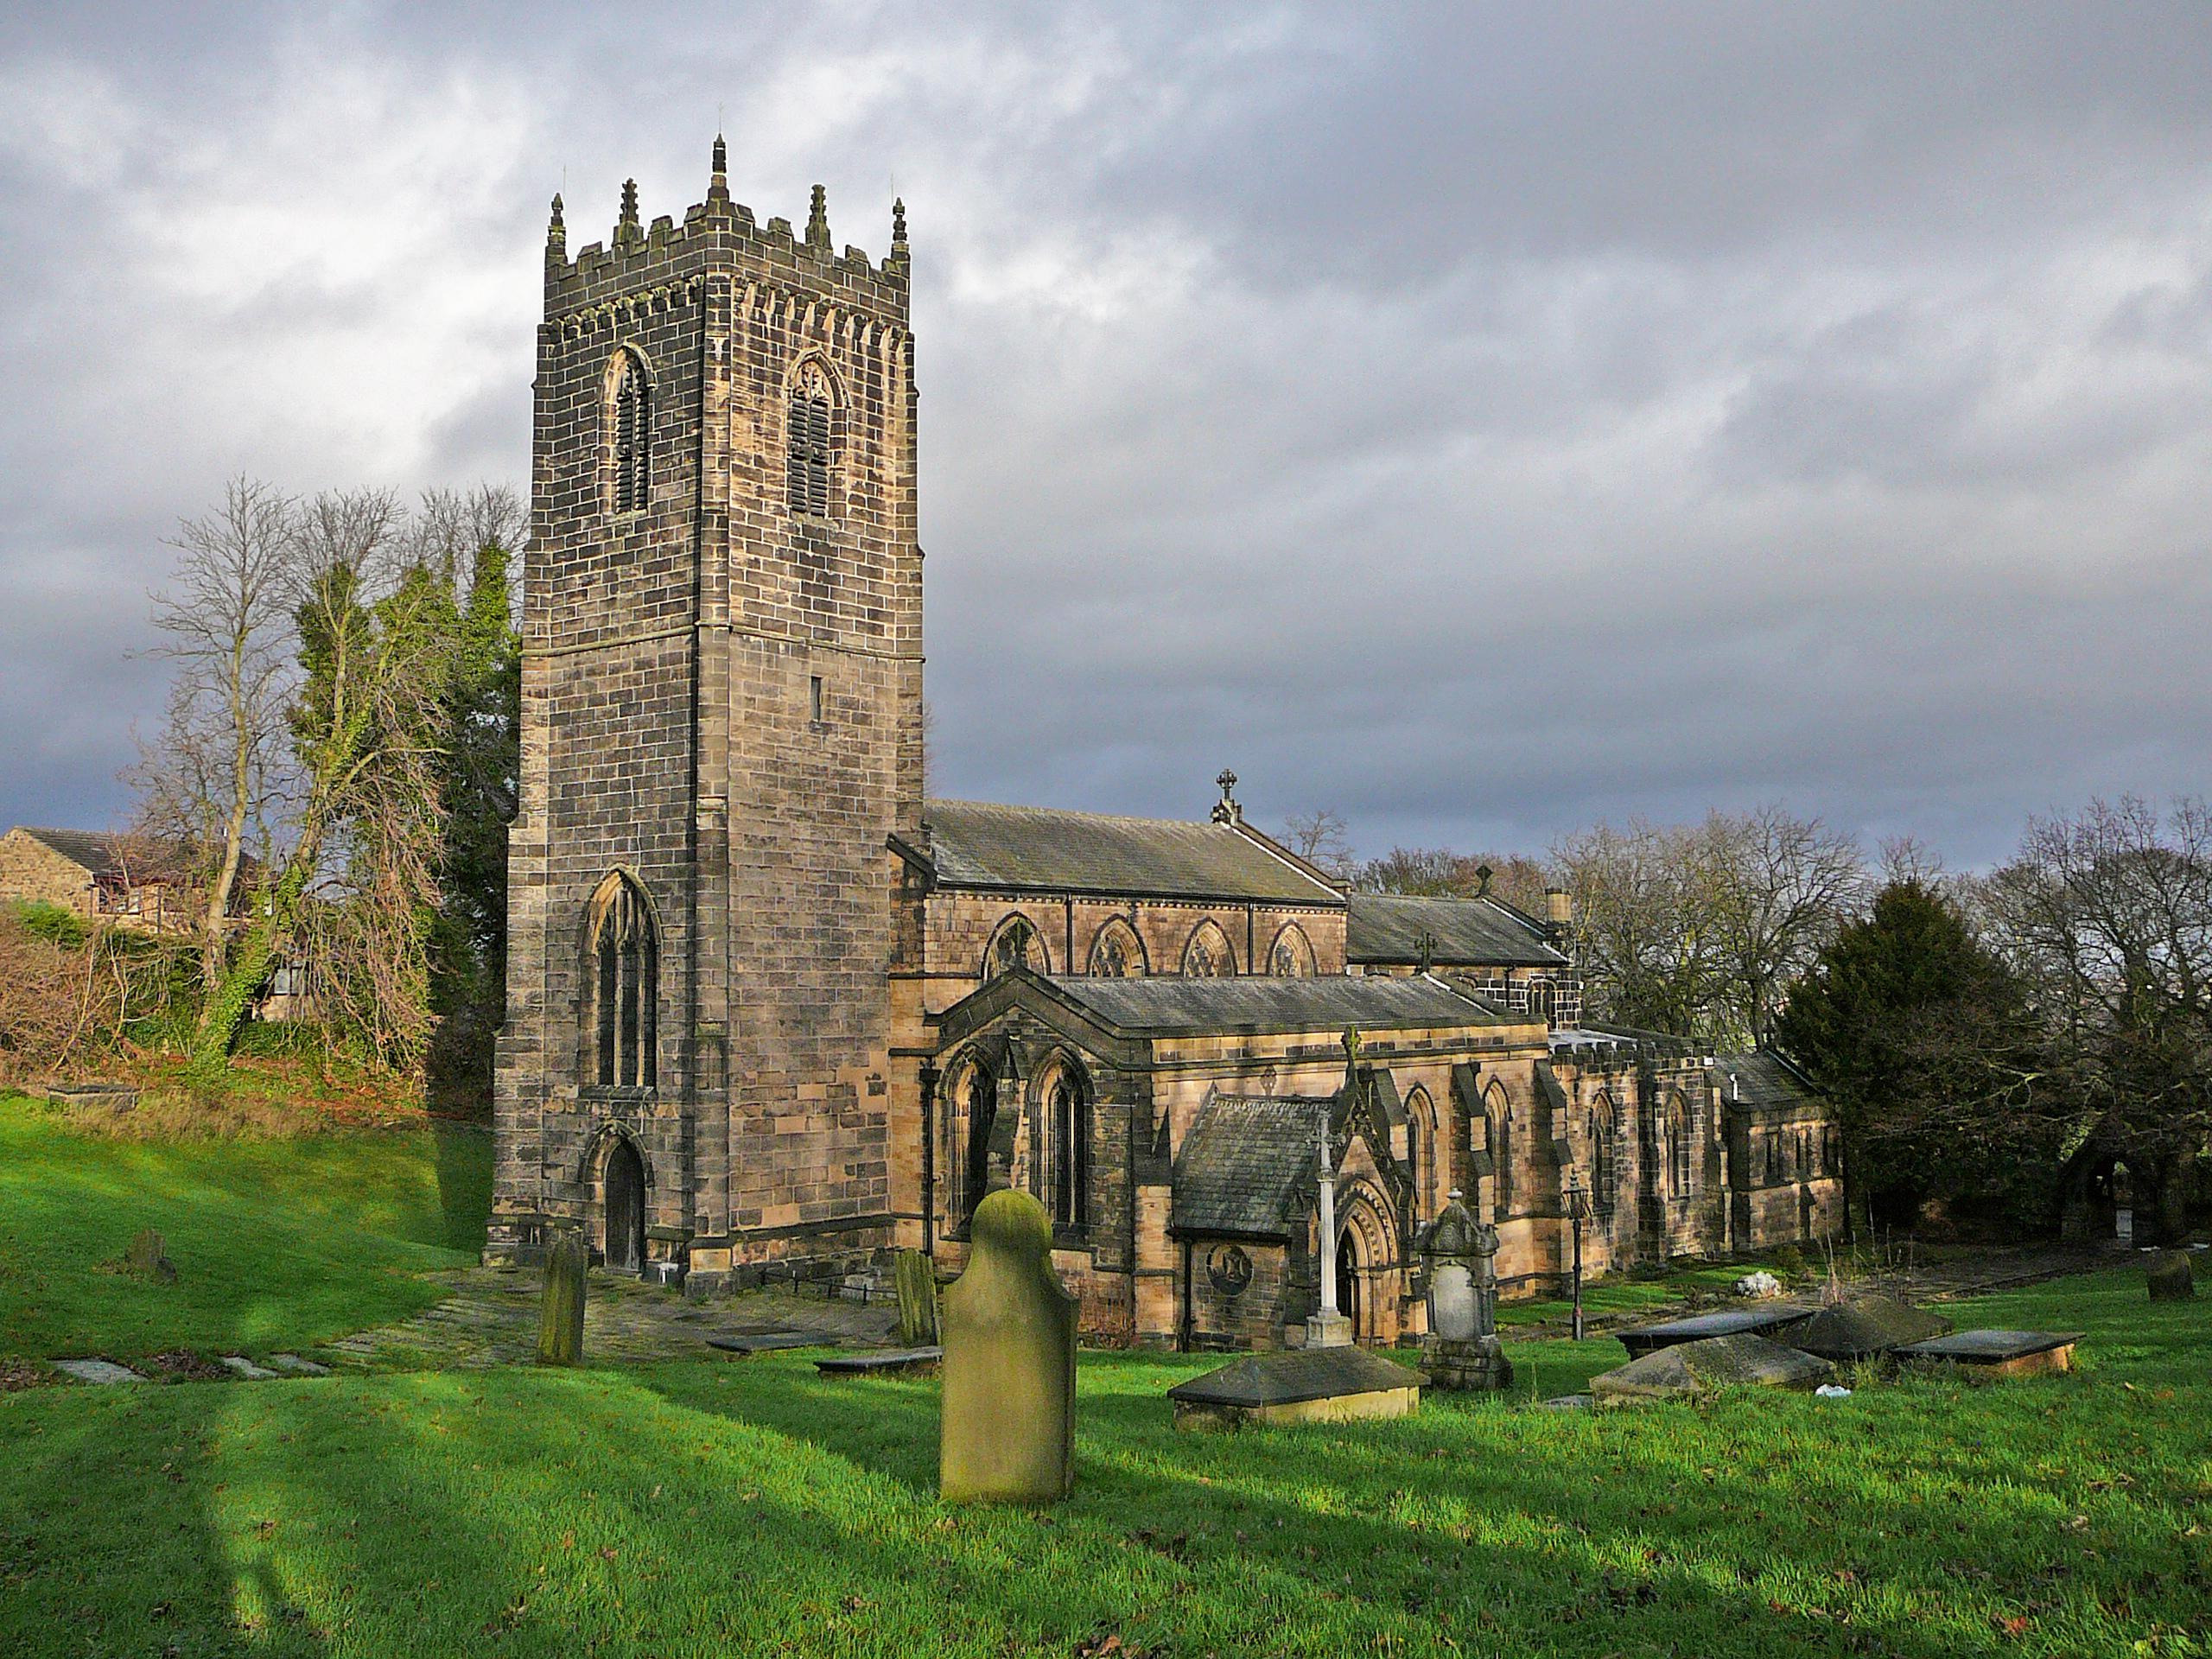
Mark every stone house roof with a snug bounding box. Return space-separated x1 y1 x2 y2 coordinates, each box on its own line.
1345 892 1566 968
915 799 1340 905
1171 1094 1329 1238
6 826 209 887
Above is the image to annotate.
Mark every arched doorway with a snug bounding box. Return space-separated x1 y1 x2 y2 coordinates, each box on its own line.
604 1138 645 1274
1336 1230 1363 1342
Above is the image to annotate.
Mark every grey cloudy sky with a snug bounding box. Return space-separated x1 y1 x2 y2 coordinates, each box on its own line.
3 2 2209 868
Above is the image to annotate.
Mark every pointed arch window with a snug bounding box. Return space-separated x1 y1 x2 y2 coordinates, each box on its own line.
984 914 1046 980
1046 1061 1090 1231
1588 1105 1617 1217
1669 1095 1696 1192
1486 1082 1514 1217
1183 919 1235 977
586 873 657 1089
786 359 835 516
1269 922 1315 978
1088 918 1145 977
610 351 651 515
1405 1084 1437 1222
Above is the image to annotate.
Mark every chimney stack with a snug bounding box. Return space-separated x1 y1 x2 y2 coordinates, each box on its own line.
1544 887 1573 927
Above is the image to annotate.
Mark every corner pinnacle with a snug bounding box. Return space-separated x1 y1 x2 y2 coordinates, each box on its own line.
616 177 640 247
892 195 907 248
806 183 830 251
547 193 566 258
709 134 728 201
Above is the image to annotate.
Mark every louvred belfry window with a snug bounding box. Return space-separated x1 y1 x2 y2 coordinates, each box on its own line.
787 360 834 515
613 353 650 514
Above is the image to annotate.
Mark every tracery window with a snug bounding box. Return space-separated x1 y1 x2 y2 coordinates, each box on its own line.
1087 918 1145 977
1182 919 1234 977
1588 1105 1617 1217
985 914 1045 980
1269 922 1315 978
1046 1064 1090 1230
611 351 650 514
586 872 657 1089
786 359 834 516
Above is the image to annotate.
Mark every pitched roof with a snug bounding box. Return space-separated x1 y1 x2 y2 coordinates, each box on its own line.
1045 972 1504 1037
1345 893 1567 968
6 826 206 885
1172 1094 1327 1237
1719 1050 1817 1110
918 799 1339 905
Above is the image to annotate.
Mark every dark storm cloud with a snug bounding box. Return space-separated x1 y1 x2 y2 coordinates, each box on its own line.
3 3 2209 871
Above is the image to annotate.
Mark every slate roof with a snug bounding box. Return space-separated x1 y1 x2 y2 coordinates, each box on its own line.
1719 1050 1818 1111
1045 972 1503 1036
10 827 198 885
1346 893 1567 968
1171 1094 1329 1238
918 799 1338 904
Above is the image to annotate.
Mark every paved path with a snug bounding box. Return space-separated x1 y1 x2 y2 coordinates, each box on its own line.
315 1267 899 1374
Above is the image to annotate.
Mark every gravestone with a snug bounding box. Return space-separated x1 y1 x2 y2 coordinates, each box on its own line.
124 1227 176 1283
894 1249 941 1345
1415 1192 1511 1391
1785 1292 1951 1362
536 1234 588 1366
1892 1329 2083 1377
939 1187 1076 1504
2147 1251 2195 1302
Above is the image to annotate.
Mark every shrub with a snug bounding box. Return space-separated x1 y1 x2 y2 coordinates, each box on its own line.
10 899 89 949
1770 1243 1808 1280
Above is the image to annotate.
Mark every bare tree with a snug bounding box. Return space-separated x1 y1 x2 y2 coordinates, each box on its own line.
1281 809 1356 879
1984 795 2212 1240
1552 819 1722 1040
135 477 296 996
1696 804 1868 1047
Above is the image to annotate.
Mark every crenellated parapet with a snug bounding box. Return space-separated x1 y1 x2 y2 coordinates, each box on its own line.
543 135 910 322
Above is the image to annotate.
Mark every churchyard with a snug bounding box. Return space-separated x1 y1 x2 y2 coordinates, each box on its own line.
3 1094 2208 1659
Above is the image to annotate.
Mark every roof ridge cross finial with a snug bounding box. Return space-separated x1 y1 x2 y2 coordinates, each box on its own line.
1211 767 1240 825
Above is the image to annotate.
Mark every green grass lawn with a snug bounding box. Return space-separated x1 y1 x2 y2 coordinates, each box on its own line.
0 1095 489 1361
2 1268 2205 1657
3 1109 2208 1656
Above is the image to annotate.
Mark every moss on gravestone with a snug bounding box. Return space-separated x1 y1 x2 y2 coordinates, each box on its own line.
537 1235 588 1365
939 1189 1076 1504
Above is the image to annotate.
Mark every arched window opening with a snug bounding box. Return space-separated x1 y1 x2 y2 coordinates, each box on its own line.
1406 1085 1436 1222
955 1060 997 1225
1486 1083 1513 1217
1087 918 1145 977
1046 1063 1090 1231
786 359 834 516
1588 1105 1617 1217
1269 922 1315 978
1670 1096 1695 1193
611 352 650 514
1183 919 1234 977
586 873 658 1089
1528 979 1559 1027
984 914 1046 980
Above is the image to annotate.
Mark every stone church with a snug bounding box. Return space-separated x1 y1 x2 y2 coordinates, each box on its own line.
488 143 1840 1349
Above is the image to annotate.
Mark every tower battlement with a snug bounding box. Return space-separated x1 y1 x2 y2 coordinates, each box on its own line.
543 137 909 321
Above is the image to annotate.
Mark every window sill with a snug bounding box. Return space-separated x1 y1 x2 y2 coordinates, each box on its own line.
579 1085 658 1106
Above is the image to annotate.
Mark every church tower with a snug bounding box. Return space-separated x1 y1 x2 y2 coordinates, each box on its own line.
488 140 925 1294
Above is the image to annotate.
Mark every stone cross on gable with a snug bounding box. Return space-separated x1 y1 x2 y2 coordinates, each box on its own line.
1415 930 1438 976
1211 768 1241 825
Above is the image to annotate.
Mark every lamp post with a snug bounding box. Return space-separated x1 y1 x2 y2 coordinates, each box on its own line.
1567 1166 1589 1342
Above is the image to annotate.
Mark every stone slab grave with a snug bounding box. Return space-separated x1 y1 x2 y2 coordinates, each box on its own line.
1893 1329 2085 1378
49 1082 139 1115
894 1249 941 1346
218 1356 279 1380
268 1354 331 1376
706 1332 816 1355
1616 1302 1819 1359
940 1187 1077 1504
1783 1292 1953 1363
51 1358 147 1385
1590 1332 1834 1407
2147 1252 2195 1302
814 1346 942 1376
1167 1346 1426 1430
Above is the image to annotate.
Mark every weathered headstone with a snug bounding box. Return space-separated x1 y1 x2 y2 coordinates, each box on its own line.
939 1187 1076 1504
536 1234 588 1366
1785 1292 1952 1362
124 1227 176 1283
2147 1251 2195 1302
1415 1192 1511 1391
894 1249 941 1346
